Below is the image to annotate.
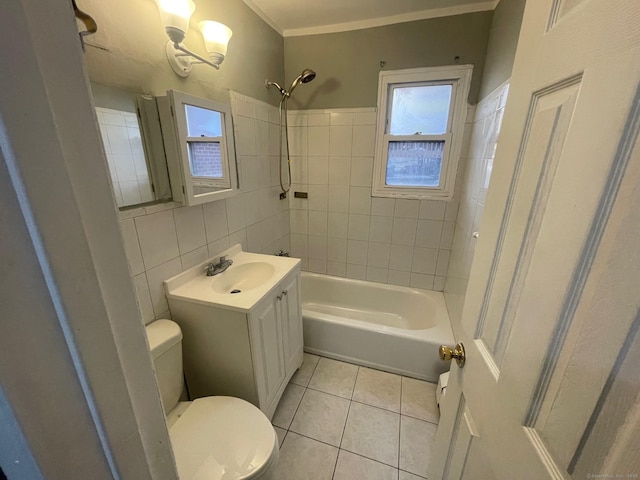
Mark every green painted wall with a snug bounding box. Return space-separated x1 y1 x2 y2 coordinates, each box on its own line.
82 0 284 106
283 12 493 109
478 0 527 99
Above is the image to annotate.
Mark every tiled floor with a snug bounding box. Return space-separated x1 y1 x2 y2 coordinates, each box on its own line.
271 353 440 479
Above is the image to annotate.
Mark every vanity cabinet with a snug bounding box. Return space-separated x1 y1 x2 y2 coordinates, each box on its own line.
167 265 303 420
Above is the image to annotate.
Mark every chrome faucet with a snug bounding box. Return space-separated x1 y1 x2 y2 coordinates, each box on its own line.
205 255 233 276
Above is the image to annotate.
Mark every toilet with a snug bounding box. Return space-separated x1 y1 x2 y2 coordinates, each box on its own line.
145 319 279 479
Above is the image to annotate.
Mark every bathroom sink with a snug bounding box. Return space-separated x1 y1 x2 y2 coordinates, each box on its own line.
210 262 275 294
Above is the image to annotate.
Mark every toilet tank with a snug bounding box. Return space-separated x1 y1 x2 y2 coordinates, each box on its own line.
145 319 184 415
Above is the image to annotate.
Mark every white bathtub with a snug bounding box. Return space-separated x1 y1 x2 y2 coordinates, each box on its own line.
301 272 455 382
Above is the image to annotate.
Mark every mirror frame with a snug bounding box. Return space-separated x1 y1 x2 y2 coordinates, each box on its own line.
160 90 238 206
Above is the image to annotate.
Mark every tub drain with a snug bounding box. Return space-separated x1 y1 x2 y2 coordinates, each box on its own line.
230 289 242 294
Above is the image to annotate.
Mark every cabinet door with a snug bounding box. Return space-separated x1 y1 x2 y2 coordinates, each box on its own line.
280 273 303 376
249 296 286 411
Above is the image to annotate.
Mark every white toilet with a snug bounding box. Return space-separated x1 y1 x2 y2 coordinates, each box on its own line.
145 319 279 479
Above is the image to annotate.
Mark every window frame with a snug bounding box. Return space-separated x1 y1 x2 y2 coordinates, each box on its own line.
372 65 473 200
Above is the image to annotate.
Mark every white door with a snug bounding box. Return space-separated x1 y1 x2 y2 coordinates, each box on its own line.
431 0 640 478
281 273 304 376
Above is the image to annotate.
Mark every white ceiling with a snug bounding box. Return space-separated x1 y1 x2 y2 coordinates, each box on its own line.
242 0 499 37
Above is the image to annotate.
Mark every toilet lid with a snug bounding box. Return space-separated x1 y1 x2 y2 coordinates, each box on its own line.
169 396 277 480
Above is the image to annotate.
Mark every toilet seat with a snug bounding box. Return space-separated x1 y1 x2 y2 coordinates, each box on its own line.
169 396 278 480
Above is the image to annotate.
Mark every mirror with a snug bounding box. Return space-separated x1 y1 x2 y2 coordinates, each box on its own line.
157 90 238 206
91 83 172 208
91 83 238 208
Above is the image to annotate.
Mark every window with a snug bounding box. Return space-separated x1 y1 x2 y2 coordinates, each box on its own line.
373 66 472 199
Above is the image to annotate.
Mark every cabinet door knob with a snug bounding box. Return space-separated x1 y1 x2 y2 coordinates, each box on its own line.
282 290 288 296
276 294 283 301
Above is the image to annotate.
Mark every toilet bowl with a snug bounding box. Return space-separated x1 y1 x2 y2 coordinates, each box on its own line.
146 319 279 479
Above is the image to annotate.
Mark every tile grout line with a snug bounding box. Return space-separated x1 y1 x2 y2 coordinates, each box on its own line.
331 365 360 479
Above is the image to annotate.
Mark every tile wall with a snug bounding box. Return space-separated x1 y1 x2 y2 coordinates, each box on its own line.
444 80 510 328
118 92 290 325
286 108 473 291
96 107 154 207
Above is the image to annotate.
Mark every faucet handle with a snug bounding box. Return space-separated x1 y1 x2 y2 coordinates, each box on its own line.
219 255 227 263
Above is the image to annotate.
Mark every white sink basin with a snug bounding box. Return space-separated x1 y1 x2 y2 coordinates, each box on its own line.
211 262 275 294
164 245 301 312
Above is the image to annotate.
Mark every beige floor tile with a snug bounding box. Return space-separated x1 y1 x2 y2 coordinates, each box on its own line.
272 383 305 429
271 432 339 480
308 357 358 398
341 401 400 467
353 367 401 412
333 450 399 480
274 426 287 447
401 377 439 423
399 415 437 477
289 389 350 446
399 470 426 480
290 352 320 387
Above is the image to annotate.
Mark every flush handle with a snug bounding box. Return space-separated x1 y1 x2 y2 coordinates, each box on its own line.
439 343 466 368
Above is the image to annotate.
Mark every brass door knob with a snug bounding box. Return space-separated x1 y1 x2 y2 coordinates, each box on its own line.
439 343 466 368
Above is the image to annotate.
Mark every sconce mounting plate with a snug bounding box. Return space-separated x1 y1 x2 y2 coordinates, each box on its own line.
166 41 192 78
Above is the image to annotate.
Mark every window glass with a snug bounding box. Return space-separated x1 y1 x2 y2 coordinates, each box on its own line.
389 85 452 135
188 142 223 178
385 140 445 187
185 105 222 137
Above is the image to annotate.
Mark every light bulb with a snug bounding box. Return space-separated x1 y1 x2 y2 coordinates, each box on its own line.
198 20 232 64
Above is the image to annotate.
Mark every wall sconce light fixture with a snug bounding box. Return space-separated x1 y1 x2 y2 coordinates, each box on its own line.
156 0 232 77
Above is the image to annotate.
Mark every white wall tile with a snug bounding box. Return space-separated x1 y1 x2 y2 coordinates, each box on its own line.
308 156 329 185
308 235 328 260
120 218 144 275
327 262 347 277
389 245 414 272
416 220 443 249
391 218 417 246
395 199 420 218
173 206 206 255
308 211 328 236
353 111 377 125
369 216 393 244
308 258 327 274
308 126 330 156
290 234 309 258
329 157 351 186
348 214 370 241
440 221 456 249
346 263 367 280
328 212 348 238
347 240 368 265
290 156 308 184
207 236 230 257
330 112 353 126
367 242 390 268
352 125 376 157
308 184 328 211
225 195 246 233
329 126 353 157
410 273 434 290
419 200 446 220
349 187 372 215
436 250 451 277
203 200 229 243
181 245 209 270
290 210 309 234
234 116 257 156
133 273 154 325
327 237 348 263
371 197 396 217
135 210 180 270
328 185 350 213
350 157 374 187
412 247 438 275
308 113 330 126
366 267 388 284
146 257 182 316
388 270 410 287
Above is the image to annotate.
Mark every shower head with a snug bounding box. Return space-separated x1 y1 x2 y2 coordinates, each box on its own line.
288 68 316 94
